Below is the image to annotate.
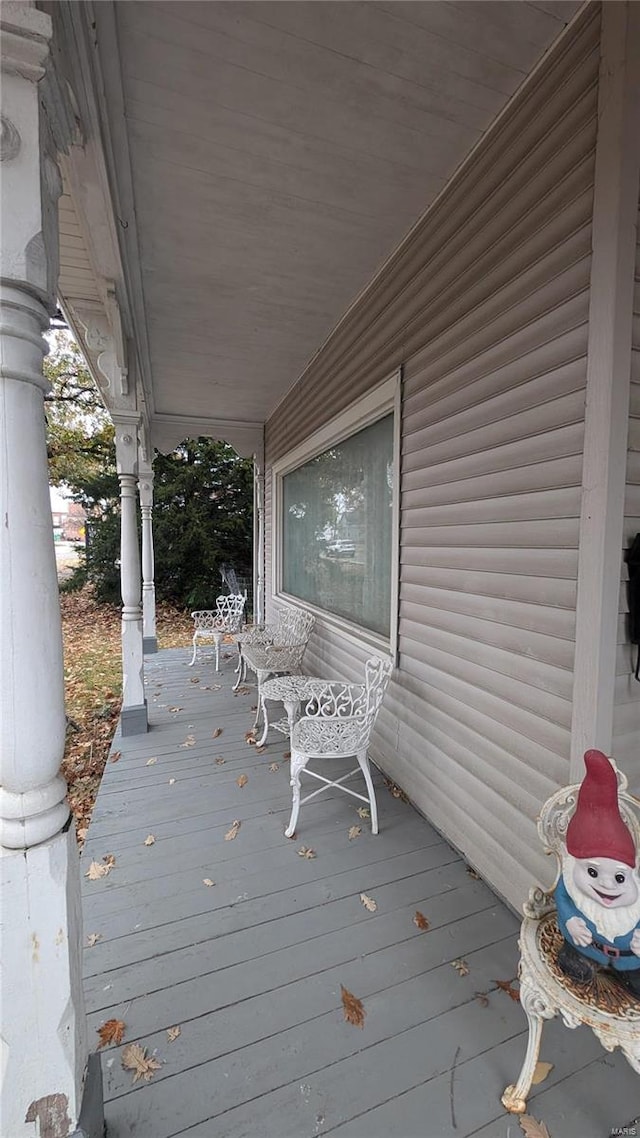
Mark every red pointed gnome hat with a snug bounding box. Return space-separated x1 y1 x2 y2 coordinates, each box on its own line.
566 750 636 867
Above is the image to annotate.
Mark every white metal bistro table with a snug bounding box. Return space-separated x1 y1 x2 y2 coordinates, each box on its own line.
256 674 327 748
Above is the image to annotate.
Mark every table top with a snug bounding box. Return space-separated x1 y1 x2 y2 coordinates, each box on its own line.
261 674 326 701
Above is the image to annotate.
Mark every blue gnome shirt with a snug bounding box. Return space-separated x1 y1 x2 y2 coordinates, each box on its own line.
555 875 640 972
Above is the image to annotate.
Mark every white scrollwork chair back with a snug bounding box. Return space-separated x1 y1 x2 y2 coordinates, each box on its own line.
233 608 316 697
284 656 393 839
190 594 246 671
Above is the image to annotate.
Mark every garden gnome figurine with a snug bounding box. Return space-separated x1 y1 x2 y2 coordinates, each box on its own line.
555 749 640 996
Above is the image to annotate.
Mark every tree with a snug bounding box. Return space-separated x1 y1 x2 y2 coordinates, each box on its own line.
44 331 254 608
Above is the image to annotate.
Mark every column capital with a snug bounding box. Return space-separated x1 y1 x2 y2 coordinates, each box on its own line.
1 4 51 83
113 412 141 476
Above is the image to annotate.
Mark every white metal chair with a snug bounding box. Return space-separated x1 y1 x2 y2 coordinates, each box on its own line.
285 656 393 838
234 608 315 724
189 594 246 671
502 764 640 1115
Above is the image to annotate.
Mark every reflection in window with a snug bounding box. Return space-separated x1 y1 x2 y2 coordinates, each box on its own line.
282 414 394 637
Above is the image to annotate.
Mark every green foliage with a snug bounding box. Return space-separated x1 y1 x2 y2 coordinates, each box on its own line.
46 331 254 608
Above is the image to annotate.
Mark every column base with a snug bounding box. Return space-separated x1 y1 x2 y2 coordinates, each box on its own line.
143 635 158 654
120 700 148 736
72 1053 104 1138
1 828 88 1136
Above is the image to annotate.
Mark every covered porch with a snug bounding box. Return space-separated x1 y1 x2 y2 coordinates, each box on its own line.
2 1 640 1135
83 647 638 1137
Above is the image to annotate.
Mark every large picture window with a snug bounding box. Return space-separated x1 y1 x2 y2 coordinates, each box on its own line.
281 412 395 638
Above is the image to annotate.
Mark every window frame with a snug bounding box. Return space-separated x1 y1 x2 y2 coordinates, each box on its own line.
272 371 401 660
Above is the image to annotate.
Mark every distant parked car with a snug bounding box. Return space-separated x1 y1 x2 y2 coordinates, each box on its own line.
327 539 356 558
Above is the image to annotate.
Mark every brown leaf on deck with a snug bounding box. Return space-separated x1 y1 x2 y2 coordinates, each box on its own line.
179 735 195 749
85 861 110 880
166 1026 181 1042
356 806 370 819
474 991 489 1007
347 825 361 841
109 751 121 763
121 1042 162 1083
452 958 469 976
103 853 116 867
97 1018 126 1048
86 932 102 947
202 878 215 887
531 1061 553 1086
297 846 316 859
360 892 377 912
413 910 429 930
212 727 223 738
268 762 279 772
283 751 291 760
168 707 183 713
224 819 241 841
340 985 365 1028
236 774 248 788
495 978 520 1002
466 864 481 880
518 1116 552 1138
143 834 155 846
189 677 200 684
215 757 225 765
146 756 158 765
255 746 266 754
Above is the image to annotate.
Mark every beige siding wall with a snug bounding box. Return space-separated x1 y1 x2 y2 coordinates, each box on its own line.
613 201 640 766
264 6 600 910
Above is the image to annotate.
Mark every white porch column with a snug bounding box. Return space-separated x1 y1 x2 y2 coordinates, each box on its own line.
0 5 98 1134
139 467 157 654
114 418 148 735
254 457 265 627
570 1 640 778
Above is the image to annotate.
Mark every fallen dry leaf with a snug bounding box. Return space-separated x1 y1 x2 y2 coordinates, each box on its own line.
413 911 430 930
519 1116 551 1138
215 757 225 765
143 835 156 846
452 959 470 976
97 1018 126 1048
85 861 110 880
360 892 377 912
384 778 409 802
356 807 370 819
298 846 316 859
179 734 195 749
255 746 266 754
495 978 520 1002
109 751 121 764
225 820 241 841
146 756 158 766
348 825 361 841
103 853 116 868
212 727 223 739
189 677 200 684
245 731 256 745
121 1042 162 1084
166 1026 181 1042
234 686 251 695
340 985 365 1028
86 933 102 947
203 878 215 887
475 991 489 1008
283 751 291 759
168 778 176 785
531 1060 554 1086
268 762 279 772
236 774 248 788
466 864 480 880
168 707 183 713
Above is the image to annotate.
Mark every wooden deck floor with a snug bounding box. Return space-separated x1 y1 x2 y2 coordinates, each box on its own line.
82 648 639 1138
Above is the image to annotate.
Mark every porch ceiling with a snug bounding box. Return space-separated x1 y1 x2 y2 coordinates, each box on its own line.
61 0 583 427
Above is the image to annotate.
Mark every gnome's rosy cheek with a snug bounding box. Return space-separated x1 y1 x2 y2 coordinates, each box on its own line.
573 857 639 908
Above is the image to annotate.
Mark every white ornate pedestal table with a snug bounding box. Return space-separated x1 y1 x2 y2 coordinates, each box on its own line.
257 674 326 747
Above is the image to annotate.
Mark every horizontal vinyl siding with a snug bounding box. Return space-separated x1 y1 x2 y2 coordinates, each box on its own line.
613 202 640 770
264 6 600 911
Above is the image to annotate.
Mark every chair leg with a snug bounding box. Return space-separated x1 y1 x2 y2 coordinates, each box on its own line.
285 751 306 837
256 695 269 747
189 635 198 667
501 974 548 1114
214 633 221 673
356 749 379 835
232 650 243 691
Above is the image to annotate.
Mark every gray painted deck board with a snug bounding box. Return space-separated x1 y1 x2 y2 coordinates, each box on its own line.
82 648 638 1138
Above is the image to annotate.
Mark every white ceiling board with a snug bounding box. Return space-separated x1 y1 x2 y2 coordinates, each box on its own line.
109 0 584 425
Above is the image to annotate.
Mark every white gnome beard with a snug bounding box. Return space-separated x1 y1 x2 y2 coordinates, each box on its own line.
563 853 640 942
